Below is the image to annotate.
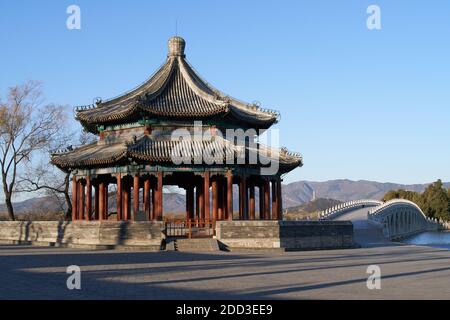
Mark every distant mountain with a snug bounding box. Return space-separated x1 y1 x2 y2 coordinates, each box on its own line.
0 193 187 216
283 179 450 208
0 196 63 216
285 198 342 214
284 198 343 221
1 179 449 216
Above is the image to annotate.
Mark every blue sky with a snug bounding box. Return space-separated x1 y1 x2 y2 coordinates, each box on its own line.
1 0 449 185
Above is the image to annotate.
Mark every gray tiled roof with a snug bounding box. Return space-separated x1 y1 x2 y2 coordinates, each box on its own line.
141 63 228 117
51 136 302 173
76 37 279 129
51 141 128 168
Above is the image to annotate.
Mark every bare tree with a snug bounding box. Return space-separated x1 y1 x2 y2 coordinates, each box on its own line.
18 161 72 219
17 129 95 220
79 130 97 145
0 81 66 221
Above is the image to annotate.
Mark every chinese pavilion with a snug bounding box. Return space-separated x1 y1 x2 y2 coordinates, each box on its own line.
51 36 302 228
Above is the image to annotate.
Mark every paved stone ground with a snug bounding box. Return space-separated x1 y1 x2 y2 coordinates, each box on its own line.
1 242 450 300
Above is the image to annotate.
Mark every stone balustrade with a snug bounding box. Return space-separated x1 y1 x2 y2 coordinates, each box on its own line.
319 199 383 221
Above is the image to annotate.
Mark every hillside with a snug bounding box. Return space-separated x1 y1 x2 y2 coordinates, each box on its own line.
284 198 342 220
1 179 448 216
285 198 342 214
282 179 450 208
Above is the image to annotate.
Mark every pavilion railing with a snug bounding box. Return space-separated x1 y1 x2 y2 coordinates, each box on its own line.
186 219 215 239
164 218 187 237
164 218 215 238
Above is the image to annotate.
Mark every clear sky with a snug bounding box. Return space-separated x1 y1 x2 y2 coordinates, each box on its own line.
1 0 449 185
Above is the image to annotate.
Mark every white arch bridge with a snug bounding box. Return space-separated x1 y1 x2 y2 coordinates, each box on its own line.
319 199 442 243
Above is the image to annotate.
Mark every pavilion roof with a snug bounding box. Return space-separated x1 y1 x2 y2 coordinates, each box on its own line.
76 37 279 133
51 136 303 174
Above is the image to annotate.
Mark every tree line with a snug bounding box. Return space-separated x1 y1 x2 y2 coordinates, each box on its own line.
383 180 450 221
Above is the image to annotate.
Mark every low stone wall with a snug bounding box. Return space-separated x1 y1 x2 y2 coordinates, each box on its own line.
0 220 354 252
215 220 354 251
0 221 165 250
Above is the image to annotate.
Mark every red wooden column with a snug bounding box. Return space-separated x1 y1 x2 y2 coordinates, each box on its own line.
104 182 109 220
99 181 105 221
271 179 278 220
189 187 194 220
277 177 283 221
249 181 255 220
264 179 271 220
151 179 156 220
185 187 190 222
204 172 210 225
218 177 224 221
85 176 92 221
227 171 233 221
123 179 130 220
133 174 140 221
238 180 243 220
195 186 200 222
239 176 247 220
144 176 151 221
76 180 81 220
259 181 264 220
222 176 227 220
71 176 78 221
94 183 99 220
78 180 85 221
220 177 226 220
116 174 122 221
156 172 163 221
77 181 81 220
186 186 194 222
198 184 204 222
212 177 218 225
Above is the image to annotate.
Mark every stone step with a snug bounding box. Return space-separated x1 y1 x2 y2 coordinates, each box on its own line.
175 238 220 252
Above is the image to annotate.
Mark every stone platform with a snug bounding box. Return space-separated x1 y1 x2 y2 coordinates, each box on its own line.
0 221 165 251
216 220 354 251
0 220 354 252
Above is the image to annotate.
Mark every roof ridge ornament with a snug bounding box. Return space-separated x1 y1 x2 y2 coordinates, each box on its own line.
168 36 186 58
94 97 102 105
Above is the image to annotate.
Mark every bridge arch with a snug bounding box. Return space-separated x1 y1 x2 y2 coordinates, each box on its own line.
368 199 438 240
320 198 442 242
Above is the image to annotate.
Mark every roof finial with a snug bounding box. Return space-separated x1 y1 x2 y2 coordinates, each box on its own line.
168 36 186 57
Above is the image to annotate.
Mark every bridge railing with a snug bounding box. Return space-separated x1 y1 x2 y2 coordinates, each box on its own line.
319 199 383 221
367 199 443 239
368 199 440 227
368 199 426 219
